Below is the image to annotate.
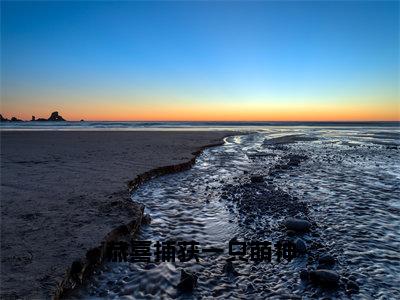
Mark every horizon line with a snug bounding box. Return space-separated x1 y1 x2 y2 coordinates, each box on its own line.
1 119 399 123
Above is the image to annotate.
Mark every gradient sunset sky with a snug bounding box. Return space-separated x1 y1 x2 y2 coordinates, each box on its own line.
1 1 399 121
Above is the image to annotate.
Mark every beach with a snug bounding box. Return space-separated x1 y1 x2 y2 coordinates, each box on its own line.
1 0 398 298
0 130 231 299
66 126 399 299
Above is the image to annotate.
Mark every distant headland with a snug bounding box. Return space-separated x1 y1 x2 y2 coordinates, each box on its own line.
0 111 66 122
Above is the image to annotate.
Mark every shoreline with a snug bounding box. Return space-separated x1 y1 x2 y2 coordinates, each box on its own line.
0 131 236 299
55 138 232 299
72 128 400 299
127 140 228 191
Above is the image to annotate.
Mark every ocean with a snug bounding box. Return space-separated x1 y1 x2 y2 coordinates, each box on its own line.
0 121 399 131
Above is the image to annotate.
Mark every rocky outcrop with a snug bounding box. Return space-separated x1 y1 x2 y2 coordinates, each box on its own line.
176 269 198 292
48 111 65 121
250 175 264 183
1 112 66 122
0 115 22 122
294 238 307 254
10 117 22 122
284 217 311 232
309 269 340 287
37 111 66 121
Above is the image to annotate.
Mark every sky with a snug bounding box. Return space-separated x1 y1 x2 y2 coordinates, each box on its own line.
1 1 399 121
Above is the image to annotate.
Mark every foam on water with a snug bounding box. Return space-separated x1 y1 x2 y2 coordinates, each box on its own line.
1 121 399 131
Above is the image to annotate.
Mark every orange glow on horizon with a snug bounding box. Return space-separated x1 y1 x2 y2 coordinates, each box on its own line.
2 101 399 122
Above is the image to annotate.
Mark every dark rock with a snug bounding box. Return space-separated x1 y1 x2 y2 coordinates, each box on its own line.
141 214 151 225
70 259 84 283
300 269 309 281
48 111 66 121
318 254 335 266
250 175 264 183
223 261 239 276
309 269 340 287
10 116 22 122
114 225 130 235
31 116 35 121
0 114 8 122
346 280 359 293
70 260 83 274
177 269 197 292
284 217 311 232
287 230 296 237
295 238 307 254
86 247 101 265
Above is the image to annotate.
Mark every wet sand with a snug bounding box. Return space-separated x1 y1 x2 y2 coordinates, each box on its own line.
73 128 399 299
0 131 231 299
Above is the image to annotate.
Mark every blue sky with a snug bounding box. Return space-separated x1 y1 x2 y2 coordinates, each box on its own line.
1 1 399 120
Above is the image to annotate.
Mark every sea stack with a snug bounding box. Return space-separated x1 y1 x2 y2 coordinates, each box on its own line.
10 117 22 122
48 111 66 121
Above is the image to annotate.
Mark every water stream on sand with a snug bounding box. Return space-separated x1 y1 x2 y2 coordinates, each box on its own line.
76 127 399 299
